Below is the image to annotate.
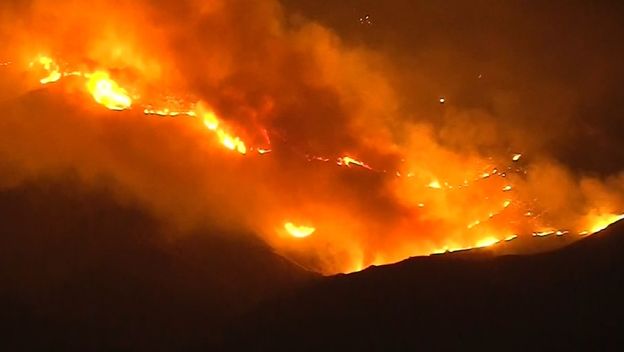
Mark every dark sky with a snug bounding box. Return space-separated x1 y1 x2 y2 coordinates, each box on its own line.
283 0 624 174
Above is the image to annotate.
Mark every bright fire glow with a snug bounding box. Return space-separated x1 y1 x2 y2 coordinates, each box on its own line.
337 156 372 170
428 180 442 189
587 214 624 234
22 46 624 275
31 55 61 84
85 71 132 111
199 108 247 154
284 222 316 238
475 237 500 248
217 130 247 154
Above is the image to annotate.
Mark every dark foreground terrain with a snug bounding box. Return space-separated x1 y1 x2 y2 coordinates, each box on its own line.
2 181 623 351
226 222 624 350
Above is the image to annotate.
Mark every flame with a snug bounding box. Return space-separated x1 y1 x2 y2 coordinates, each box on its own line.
199 107 247 154
144 108 196 117
337 156 372 170
532 230 555 237
217 130 247 154
428 180 442 189
586 214 624 234
14 15 624 276
284 222 316 238
30 55 247 154
85 71 132 111
31 55 62 84
202 110 220 131
31 56 131 110
475 237 500 248
467 220 481 229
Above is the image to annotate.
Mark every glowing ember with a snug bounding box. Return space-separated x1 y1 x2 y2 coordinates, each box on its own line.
505 234 518 241
202 110 220 131
475 237 499 248
512 153 522 162
284 222 316 238
428 180 442 189
532 230 555 237
467 220 481 229
586 214 624 234
337 156 372 169
197 107 247 154
31 55 62 84
85 71 132 111
144 108 195 117
217 130 247 154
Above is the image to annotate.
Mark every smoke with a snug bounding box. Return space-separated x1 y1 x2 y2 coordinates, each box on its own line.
1 0 623 273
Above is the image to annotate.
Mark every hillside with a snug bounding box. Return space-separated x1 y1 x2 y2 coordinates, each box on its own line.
0 180 317 351
225 220 624 350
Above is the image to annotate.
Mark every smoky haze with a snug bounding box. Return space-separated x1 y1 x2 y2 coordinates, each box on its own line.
1 0 623 273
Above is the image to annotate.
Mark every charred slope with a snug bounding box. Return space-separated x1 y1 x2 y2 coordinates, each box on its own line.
227 221 624 351
0 178 317 351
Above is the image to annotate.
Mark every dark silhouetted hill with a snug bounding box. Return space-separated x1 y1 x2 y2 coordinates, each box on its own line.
2 177 624 351
225 220 624 351
0 178 317 351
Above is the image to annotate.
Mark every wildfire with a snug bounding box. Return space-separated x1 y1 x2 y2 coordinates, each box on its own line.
337 156 372 170
21 50 624 275
199 107 247 155
144 107 196 117
29 55 249 154
475 237 500 248
284 222 316 238
586 214 624 234
505 234 518 241
31 55 61 84
428 180 442 189
217 130 247 154
85 71 132 111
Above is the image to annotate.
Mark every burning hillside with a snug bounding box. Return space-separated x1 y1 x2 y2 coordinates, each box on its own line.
1 0 623 274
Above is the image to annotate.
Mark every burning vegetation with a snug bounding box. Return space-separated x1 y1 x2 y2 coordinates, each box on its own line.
1 0 623 274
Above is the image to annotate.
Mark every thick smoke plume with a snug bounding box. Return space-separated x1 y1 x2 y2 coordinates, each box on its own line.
1 0 623 273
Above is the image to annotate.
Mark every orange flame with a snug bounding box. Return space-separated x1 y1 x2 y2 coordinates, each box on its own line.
337 156 372 170
199 107 247 155
85 71 132 111
22 49 624 275
284 222 316 238
31 55 62 84
475 236 500 248
586 213 624 234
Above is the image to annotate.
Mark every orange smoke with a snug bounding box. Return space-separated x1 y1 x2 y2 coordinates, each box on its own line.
1 0 623 275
